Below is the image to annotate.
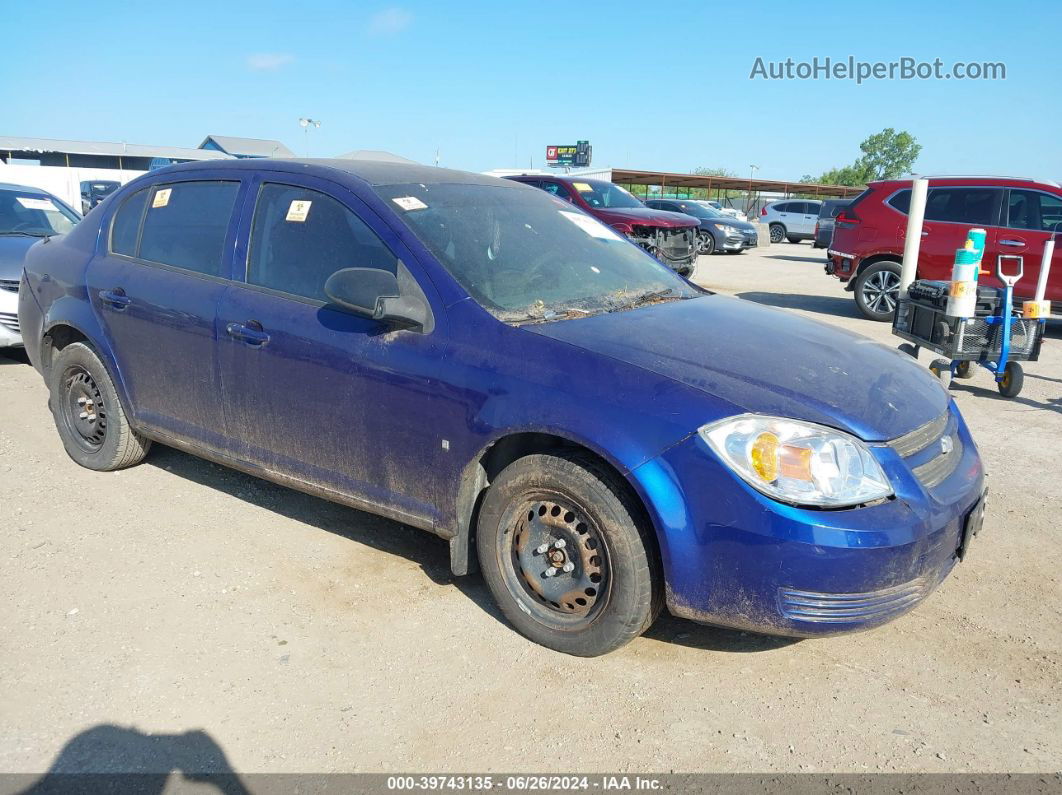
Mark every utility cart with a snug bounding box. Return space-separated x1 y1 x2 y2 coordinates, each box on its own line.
892 255 1046 398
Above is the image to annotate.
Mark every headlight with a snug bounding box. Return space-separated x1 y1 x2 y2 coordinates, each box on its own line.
717 224 739 234
699 415 892 507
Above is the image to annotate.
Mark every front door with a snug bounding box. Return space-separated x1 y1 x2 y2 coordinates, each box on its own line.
990 188 1062 302
85 178 243 449
216 176 446 527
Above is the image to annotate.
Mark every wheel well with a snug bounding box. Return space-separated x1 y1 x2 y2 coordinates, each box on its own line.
450 433 659 578
40 324 89 372
847 255 903 291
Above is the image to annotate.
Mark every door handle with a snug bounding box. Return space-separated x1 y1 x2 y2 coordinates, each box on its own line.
226 321 271 346
99 288 131 309
999 239 1025 247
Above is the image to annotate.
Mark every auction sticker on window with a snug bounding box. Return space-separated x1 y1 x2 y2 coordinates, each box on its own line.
16 197 58 212
572 182 594 192
286 200 313 222
559 211 622 241
152 188 172 208
392 196 428 211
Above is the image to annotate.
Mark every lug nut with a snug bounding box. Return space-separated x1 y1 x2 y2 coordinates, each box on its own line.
77 397 87 405
544 567 558 577
535 543 550 554
554 539 566 549
562 562 575 573
79 412 88 419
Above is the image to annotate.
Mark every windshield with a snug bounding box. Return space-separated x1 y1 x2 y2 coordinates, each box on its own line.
570 179 645 210
375 182 700 322
0 189 78 236
691 201 726 218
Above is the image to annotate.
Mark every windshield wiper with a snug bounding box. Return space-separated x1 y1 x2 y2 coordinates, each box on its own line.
507 306 597 325
614 288 680 311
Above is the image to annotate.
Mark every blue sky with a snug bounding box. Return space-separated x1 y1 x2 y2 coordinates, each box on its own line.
5 0 1060 181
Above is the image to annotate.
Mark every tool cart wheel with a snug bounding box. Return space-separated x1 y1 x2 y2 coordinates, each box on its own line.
955 361 975 379
897 343 919 359
929 359 953 389
997 362 1024 398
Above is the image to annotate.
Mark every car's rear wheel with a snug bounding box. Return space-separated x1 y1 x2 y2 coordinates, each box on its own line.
769 224 785 244
49 342 151 471
476 452 660 656
697 231 715 255
854 261 902 321
786 236 801 244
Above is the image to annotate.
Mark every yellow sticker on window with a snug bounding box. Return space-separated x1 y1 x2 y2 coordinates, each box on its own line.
286 200 312 222
151 188 171 208
572 182 593 192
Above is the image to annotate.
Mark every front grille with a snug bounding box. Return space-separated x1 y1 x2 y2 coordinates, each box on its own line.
0 311 20 333
0 279 19 293
779 578 928 623
888 411 961 489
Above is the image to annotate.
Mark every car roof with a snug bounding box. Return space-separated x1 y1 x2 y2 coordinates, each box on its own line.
869 176 1060 191
158 158 522 189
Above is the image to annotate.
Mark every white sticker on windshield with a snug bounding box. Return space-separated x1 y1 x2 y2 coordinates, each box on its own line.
559 211 622 241
392 196 427 211
16 197 57 211
286 200 312 222
151 188 171 208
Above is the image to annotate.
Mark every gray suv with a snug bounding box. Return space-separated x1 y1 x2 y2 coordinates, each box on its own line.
813 199 851 249
761 200 822 243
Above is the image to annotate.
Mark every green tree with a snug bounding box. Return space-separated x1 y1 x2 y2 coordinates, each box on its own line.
810 128 921 186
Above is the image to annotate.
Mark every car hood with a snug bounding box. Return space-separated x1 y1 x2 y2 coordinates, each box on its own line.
593 207 699 228
526 295 947 442
0 235 40 280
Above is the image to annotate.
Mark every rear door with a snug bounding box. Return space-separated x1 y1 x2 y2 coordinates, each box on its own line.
995 188 1062 301
85 177 243 450
912 187 1004 280
798 202 819 235
215 174 447 526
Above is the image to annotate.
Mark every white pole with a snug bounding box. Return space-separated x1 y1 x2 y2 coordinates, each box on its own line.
900 177 929 293
1035 237 1054 302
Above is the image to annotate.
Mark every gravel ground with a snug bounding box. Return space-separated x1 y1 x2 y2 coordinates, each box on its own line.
1 242 1059 776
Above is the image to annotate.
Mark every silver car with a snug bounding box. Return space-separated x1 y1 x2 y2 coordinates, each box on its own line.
761 199 822 244
0 183 80 348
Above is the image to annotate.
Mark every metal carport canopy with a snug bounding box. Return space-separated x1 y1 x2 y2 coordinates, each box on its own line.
610 168 864 197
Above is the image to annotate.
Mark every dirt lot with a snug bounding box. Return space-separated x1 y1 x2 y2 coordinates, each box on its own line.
1 242 1059 776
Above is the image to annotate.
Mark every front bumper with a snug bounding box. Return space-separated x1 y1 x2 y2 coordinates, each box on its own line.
721 230 759 251
630 403 985 637
0 284 23 347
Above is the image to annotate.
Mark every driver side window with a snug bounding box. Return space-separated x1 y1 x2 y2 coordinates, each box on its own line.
246 183 397 302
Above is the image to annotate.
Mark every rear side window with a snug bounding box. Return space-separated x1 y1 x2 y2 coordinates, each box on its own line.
541 182 573 202
138 181 240 276
887 190 911 213
773 202 792 213
1006 189 1062 232
923 188 1002 225
110 188 148 256
246 183 398 302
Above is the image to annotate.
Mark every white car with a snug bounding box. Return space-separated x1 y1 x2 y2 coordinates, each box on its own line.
699 200 748 223
760 199 823 244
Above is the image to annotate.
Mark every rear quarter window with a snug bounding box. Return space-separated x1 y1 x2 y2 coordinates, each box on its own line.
138 181 240 276
110 188 149 256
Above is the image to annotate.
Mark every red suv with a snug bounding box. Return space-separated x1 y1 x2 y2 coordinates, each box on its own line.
506 175 699 276
827 177 1062 320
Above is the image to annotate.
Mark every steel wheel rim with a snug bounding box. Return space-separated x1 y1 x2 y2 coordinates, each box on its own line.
61 365 108 453
862 270 900 314
498 494 610 626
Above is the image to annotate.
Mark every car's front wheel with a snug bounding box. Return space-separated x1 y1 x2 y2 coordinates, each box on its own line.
854 261 903 321
49 342 151 471
697 231 715 255
476 452 660 656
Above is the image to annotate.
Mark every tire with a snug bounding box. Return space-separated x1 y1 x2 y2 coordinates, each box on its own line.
769 224 785 244
997 362 1023 398
786 236 801 244
897 343 919 359
854 260 902 321
955 360 974 379
697 231 715 256
929 358 953 389
476 452 661 657
48 342 151 471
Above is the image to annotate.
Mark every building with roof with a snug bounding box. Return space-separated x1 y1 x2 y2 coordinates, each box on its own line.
199 135 294 159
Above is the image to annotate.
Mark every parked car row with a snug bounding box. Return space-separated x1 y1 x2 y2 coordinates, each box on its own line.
16 158 986 655
826 176 1062 320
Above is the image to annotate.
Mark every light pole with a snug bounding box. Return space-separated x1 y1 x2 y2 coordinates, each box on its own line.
747 164 759 215
299 117 321 157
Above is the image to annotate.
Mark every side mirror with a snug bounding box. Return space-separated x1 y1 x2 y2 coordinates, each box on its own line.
324 268 429 330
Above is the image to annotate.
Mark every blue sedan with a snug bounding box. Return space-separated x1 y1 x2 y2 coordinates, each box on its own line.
17 159 986 655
